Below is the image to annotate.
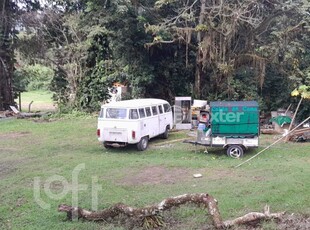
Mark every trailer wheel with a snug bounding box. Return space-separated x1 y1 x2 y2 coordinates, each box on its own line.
137 136 149 151
227 145 244 158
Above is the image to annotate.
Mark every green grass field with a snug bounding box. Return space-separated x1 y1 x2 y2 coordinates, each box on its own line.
0 117 309 229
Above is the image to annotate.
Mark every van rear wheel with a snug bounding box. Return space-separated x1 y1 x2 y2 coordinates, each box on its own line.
137 136 148 151
103 142 112 149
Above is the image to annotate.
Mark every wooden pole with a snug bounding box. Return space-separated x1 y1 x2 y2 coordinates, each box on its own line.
18 91 22 112
28 100 33 112
284 103 291 115
284 97 303 142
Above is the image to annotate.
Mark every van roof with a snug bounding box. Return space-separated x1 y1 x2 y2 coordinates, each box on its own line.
101 98 169 108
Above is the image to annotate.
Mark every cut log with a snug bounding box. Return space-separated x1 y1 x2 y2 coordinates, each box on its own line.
58 194 285 229
288 128 310 135
223 205 285 227
260 129 279 134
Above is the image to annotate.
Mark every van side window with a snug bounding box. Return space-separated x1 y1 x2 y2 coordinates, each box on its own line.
129 109 139 119
152 106 158 115
163 103 171 113
106 108 127 119
145 107 152 117
139 108 146 118
158 105 163 114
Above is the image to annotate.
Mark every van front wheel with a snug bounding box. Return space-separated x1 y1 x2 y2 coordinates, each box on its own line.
161 126 169 139
137 136 148 151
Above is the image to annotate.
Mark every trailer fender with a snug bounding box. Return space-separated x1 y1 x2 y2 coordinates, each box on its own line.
223 144 247 150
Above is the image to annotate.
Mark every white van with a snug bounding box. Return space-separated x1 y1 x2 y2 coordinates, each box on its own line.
97 98 173 151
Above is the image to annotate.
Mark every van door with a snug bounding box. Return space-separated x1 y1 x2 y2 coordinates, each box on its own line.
138 108 148 138
158 104 166 134
151 106 160 136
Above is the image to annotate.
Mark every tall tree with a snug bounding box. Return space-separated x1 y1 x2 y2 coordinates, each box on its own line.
145 0 309 100
258 0 310 114
0 0 16 110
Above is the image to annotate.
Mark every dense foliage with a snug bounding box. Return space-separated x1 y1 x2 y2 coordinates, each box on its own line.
1 0 310 118
14 64 54 91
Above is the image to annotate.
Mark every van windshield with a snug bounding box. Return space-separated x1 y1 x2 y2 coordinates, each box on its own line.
106 108 127 119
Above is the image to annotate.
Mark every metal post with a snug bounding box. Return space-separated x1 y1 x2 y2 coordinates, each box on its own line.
19 91 22 112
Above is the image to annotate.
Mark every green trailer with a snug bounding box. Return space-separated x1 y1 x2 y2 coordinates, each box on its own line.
186 101 260 158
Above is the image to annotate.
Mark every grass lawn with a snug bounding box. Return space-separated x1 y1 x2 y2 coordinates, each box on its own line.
16 91 56 112
0 117 309 229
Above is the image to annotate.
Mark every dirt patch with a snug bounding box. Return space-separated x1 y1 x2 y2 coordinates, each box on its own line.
208 168 238 180
0 131 31 140
49 180 66 191
276 213 310 230
120 165 192 186
16 197 28 207
119 167 250 186
0 158 32 179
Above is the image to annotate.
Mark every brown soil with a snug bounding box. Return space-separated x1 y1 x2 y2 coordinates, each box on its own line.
0 131 31 140
120 165 192 186
119 166 261 186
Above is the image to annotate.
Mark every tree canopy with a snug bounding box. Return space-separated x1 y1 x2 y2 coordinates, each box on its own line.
1 0 310 118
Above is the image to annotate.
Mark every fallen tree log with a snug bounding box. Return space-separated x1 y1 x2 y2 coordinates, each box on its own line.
18 112 52 118
58 193 222 228
223 205 285 228
58 193 285 229
260 129 279 135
